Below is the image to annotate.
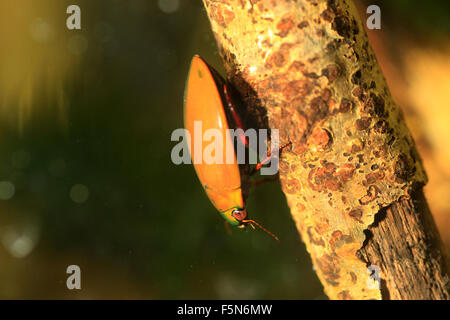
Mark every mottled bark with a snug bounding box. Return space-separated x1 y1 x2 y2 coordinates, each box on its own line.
358 189 449 299
201 0 449 299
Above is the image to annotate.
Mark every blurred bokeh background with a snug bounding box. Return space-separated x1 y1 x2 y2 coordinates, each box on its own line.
0 0 448 299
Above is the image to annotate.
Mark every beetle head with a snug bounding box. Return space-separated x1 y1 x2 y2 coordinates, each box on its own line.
231 208 248 224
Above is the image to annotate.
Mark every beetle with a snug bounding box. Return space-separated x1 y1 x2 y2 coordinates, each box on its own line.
183 55 289 241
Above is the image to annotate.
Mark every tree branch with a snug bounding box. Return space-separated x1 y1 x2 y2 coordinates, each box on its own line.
202 0 449 299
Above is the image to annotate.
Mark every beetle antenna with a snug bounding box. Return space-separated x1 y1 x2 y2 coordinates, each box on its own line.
243 219 280 242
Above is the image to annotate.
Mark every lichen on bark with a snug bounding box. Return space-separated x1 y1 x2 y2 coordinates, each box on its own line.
202 0 429 299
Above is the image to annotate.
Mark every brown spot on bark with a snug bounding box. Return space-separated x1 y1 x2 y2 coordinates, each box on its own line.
287 110 308 151
394 154 414 183
359 185 380 205
303 71 320 79
285 178 301 194
321 88 332 101
208 4 225 27
276 13 295 37
364 92 385 117
308 56 319 64
321 64 341 84
262 39 271 47
265 51 287 68
338 290 352 300
335 163 355 180
364 170 385 185
316 29 326 37
297 21 309 29
326 38 342 52
352 87 366 102
351 69 362 85
308 162 354 192
373 120 389 134
279 160 289 171
351 18 360 35
341 98 353 112
296 202 305 211
332 14 352 39
320 8 335 22
307 226 325 247
346 138 364 154
355 117 371 130
288 60 305 72
308 162 337 192
316 253 340 286
331 98 352 114
306 94 330 124
222 8 235 25
284 79 311 101
349 272 357 283
330 230 343 249
308 127 333 152
373 145 387 158
330 230 354 249
348 208 363 223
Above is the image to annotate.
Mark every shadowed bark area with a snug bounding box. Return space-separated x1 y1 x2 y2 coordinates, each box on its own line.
202 0 449 299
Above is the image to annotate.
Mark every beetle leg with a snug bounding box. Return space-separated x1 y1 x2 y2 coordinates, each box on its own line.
251 141 292 175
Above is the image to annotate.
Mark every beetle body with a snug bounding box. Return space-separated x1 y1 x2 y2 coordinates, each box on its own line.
184 55 249 227
184 55 281 241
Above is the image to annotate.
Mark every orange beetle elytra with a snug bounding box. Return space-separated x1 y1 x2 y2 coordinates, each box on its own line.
184 55 287 241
